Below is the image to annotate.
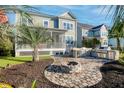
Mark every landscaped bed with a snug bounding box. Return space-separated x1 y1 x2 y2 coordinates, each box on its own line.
89 61 124 88
0 58 63 88
0 57 124 88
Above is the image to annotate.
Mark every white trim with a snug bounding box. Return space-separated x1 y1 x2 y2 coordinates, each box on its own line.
62 21 74 31
16 48 66 52
59 12 76 19
43 19 49 28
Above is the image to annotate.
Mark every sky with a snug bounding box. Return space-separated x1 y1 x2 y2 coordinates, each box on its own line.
8 5 114 27
34 5 114 27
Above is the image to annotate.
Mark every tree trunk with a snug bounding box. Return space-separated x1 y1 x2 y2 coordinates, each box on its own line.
32 46 39 62
117 37 122 51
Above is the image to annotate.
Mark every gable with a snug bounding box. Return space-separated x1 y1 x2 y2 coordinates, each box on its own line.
100 25 108 32
59 12 76 19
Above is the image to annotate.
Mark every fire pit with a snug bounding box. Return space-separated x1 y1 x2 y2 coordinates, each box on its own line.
67 61 82 73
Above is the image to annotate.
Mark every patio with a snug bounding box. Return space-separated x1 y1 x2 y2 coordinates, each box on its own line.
44 57 108 87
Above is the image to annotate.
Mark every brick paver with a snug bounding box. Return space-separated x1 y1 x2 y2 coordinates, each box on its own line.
44 57 106 88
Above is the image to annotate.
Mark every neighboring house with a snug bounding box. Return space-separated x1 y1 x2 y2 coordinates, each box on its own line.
89 24 108 47
78 23 93 38
14 11 82 56
79 23 108 47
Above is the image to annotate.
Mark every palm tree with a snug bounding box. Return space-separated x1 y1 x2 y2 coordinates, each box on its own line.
103 5 124 51
18 25 52 62
109 17 124 51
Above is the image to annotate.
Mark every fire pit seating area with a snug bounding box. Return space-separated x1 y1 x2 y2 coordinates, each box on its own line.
44 47 119 87
44 57 103 87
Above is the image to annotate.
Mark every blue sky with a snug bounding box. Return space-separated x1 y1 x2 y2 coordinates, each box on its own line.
34 5 114 26
8 5 114 27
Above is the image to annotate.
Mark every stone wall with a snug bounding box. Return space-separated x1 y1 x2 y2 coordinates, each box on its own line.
91 49 119 60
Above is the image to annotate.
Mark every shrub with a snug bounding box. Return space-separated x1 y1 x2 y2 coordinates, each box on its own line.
0 38 13 56
82 38 100 48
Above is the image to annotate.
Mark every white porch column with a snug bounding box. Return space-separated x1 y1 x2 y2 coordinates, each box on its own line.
50 31 53 48
50 31 53 55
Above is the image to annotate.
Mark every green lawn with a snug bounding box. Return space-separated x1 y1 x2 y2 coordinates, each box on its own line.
0 55 51 67
118 52 124 65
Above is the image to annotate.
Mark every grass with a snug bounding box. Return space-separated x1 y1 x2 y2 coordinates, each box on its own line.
119 52 124 65
0 55 51 67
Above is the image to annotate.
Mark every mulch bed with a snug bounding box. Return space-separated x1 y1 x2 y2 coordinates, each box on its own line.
0 59 63 88
0 59 124 88
89 61 124 88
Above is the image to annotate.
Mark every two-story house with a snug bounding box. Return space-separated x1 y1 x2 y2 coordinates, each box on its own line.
78 23 93 39
80 23 108 47
15 11 82 56
89 24 108 47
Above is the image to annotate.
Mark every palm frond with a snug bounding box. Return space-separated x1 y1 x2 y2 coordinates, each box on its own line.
18 25 51 48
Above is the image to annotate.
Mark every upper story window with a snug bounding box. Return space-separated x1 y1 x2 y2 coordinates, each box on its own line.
43 20 49 28
63 22 73 30
94 31 100 37
102 32 108 36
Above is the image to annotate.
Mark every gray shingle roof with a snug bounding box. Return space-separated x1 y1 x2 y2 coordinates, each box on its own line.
78 22 94 30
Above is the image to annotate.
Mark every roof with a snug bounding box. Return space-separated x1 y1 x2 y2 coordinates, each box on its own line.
26 11 55 18
89 24 108 32
78 22 94 30
58 11 76 19
91 24 104 29
26 11 77 20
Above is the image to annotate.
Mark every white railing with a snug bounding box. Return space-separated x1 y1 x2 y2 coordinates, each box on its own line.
16 42 66 49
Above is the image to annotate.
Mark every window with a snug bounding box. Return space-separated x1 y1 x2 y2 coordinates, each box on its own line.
102 32 108 36
64 23 67 29
43 20 49 28
65 35 74 44
103 40 108 45
63 22 73 30
94 31 100 37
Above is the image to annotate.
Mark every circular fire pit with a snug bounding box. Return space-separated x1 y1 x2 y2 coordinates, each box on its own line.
67 61 82 73
44 58 103 88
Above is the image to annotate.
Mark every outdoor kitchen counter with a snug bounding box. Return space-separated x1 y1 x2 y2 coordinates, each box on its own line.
91 49 119 60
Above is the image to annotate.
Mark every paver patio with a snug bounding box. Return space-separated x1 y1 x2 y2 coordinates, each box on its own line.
44 57 108 88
